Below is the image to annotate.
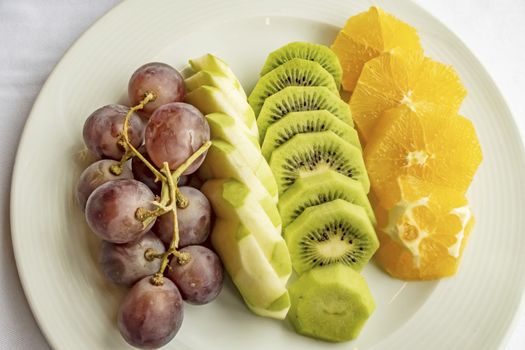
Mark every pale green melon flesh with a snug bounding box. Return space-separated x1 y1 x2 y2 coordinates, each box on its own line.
206 113 278 199
189 54 247 99
210 218 290 319
202 179 291 281
199 139 278 205
185 85 258 139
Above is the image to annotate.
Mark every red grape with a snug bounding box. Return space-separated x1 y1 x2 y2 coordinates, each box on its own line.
118 277 183 349
145 102 210 175
100 232 165 286
166 245 223 305
153 187 211 248
76 159 133 211
128 62 185 117
83 104 144 160
85 179 156 243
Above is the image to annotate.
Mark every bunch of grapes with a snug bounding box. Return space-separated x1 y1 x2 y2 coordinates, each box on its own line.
76 62 224 349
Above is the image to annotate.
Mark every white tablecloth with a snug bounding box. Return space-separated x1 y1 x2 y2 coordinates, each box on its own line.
0 1 523 349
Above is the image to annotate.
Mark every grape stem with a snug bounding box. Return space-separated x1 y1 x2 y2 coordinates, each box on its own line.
150 163 190 286
172 140 211 209
148 142 212 286
112 93 212 287
110 92 160 179
111 92 189 207
135 141 211 228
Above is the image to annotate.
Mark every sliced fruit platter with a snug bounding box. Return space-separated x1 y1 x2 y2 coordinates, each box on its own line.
73 6 482 349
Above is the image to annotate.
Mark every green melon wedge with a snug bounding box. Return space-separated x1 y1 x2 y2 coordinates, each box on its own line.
189 54 247 99
211 218 290 319
205 113 277 199
199 140 279 208
202 179 292 301
185 85 258 139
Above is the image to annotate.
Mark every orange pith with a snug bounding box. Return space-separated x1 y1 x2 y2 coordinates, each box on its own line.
373 176 475 280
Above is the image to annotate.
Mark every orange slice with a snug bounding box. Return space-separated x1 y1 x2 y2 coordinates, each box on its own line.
373 176 475 280
350 49 467 141
364 105 482 199
331 7 421 92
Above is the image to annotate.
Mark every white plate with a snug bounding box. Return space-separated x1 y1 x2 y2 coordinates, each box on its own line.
11 0 525 349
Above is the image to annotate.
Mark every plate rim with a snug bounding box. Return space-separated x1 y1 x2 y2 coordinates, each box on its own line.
10 0 525 349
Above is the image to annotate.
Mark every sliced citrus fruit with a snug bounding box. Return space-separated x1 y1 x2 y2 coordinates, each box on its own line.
364 105 482 198
373 175 475 280
331 6 421 92
350 49 467 141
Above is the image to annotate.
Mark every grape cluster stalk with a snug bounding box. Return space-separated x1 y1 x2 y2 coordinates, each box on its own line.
113 91 211 286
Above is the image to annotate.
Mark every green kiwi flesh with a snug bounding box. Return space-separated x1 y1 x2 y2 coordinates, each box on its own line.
260 110 360 160
248 58 339 116
278 169 376 227
260 42 343 87
288 264 376 342
269 130 370 195
257 86 353 143
284 199 379 274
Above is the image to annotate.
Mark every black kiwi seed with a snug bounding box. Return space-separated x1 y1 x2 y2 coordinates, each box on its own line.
256 86 353 144
299 220 370 269
248 58 339 116
259 42 342 87
270 131 369 195
291 190 343 222
281 143 355 188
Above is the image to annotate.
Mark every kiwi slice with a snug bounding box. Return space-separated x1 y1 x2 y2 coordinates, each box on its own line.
260 110 360 160
257 86 353 142
278 169 376 227
269 130 370 195
260 42 343 87
288 264 376 342
248 58 339 116
284 199 379 274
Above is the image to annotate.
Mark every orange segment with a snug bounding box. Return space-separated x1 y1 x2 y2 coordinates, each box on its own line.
364 105 482 199
373 176 475 280
331 33 377 91
331 7 421 92
350 49 467 141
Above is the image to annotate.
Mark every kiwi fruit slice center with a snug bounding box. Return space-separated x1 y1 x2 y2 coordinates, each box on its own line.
303 220 369 269
285 199 378 274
